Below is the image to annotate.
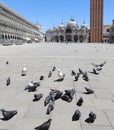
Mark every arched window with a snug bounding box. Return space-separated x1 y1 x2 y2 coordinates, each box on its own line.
65 28 72 33
74 35 78 42
60 35 64 42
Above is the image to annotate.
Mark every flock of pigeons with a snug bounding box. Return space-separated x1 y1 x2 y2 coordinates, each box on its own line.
1 60 106 130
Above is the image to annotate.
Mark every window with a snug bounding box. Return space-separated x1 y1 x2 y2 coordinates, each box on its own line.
107 29 109 32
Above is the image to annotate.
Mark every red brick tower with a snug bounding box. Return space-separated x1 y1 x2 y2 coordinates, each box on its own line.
90 0 103 43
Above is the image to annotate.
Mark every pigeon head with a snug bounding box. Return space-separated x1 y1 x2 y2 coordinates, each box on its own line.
57 68 61 72
48 118 52 122
0 109 5 112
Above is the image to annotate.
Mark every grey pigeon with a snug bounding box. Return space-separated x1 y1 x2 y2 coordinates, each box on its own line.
74 75 79 81
6 61 9 65
61 89 75 103
61 94 73 103
91 61 106 68
82 72 89 81
64 88 75 98
99 61 106 67
52 66 56 71
0 109 17 120
77 97 83 106
84 87 94 94
33 93 43 102
53 77 64 82
48 71 52 78
71 70 76 76
79 68 84 75
89 111 96 122
85 111 96 123
46 101 54 114
49 89 63 101
25 81 40 92
6 77 11 86
72 110 81 121
96 67 102 71
93 68 99 75
34 118 52 130
39 76 44 80
44 95 51 106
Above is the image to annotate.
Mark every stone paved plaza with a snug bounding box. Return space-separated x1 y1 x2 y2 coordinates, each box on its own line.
0 42 114 130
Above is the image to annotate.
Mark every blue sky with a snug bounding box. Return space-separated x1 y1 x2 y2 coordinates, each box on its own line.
0 0 114 32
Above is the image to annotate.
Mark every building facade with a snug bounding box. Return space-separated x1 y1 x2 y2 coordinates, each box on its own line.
46 19 89 43
0 3 43 44
90 0 103 43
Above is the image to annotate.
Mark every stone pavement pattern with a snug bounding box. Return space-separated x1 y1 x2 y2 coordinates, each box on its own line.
0 42 114 130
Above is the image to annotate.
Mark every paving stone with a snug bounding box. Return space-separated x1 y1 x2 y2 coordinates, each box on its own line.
82 125 114 130
0 43 114 130
93 99 114 110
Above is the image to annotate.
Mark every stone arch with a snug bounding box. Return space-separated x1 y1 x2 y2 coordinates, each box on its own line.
2 34 5 39
74 35 78 42
66 35 72 42
11 35 13 39
55 36 59 42
8 34 10 39
60 35 64 42
13 35 15 39
79 35 84 43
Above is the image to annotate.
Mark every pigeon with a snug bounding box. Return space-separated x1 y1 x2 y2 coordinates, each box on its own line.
72 110 81 121
93 68 99 75
79 68 84 75
85 111 96 123
44 95 51 106
65 89 75 98
0 109 17 120
25 81 40 92
84 87 94 94
91 61 106 68
77 97 83 106
61 94 73 103
64 88 75 99
74 75 79 81
89 111 96 122
82 72 89 81
33 82 40 87
39 76 44 80
99 61 106 67
53 77 64 82
46 101 54 114
57 68 65 78
33 93 43 102
49 89 63 101
34 118 52 130
6 77 11 86
96 67 102 71
21 64 27 76
71 70 76 76
52 66 56 71
6 61 9 65
48 71 52 78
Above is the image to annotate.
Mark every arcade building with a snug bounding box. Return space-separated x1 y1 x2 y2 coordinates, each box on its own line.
0 2 43 44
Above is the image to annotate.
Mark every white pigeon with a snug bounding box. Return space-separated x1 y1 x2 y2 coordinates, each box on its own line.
57 68 65 78
21 64 27 76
